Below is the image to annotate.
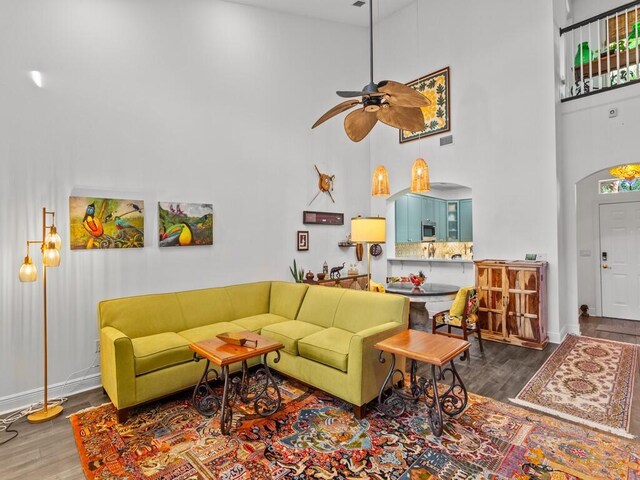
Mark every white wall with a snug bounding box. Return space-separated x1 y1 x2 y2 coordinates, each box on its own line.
0 0 371 409
559 87 640 331
576 170 640 315
371 1 561 340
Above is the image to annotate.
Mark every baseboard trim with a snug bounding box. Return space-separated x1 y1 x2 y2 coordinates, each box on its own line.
0 371 102 416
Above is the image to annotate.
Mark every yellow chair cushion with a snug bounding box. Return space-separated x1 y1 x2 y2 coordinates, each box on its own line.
298 327 353 372
449 286 474 317
131 332 193 376
260 320 325 356
434 312 478 327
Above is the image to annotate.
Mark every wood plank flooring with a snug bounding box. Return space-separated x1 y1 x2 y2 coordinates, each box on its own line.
1 316 638 479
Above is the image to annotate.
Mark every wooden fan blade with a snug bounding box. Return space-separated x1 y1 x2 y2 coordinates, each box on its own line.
337 90 366 98
377 104 425 132
312 100 360 129
344 108 378 142
378 80 430 107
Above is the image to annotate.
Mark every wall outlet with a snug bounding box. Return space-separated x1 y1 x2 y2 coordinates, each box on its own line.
95 339 100 353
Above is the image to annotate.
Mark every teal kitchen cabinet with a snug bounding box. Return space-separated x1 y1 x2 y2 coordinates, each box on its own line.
447 201 459 241
407 194 422 242
435 199 447 241
395 195 408 243
459 198 473 242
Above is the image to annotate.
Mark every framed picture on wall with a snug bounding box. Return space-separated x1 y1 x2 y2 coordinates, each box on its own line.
297 231 309 251
399 66 451 143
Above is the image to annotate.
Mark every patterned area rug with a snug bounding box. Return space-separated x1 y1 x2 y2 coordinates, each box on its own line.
70 376 640 479
511 334 639 438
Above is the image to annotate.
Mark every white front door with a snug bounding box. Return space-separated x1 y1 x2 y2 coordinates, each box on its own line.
599 202 640 320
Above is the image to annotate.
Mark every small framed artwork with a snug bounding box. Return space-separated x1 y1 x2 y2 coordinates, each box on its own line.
297 231 309 251
303 211 344 225
399 66 450 143
525 253 537 261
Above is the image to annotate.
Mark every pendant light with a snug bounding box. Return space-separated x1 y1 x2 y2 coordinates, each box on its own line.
411 157 430 193
372 165 390 196
609 163 640 181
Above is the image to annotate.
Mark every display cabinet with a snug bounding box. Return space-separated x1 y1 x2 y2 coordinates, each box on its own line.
474 259 548 350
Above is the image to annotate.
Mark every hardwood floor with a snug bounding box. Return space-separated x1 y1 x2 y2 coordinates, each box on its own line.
1 317 638 479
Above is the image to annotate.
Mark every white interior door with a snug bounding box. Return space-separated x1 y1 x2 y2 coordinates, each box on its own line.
599 202 640 320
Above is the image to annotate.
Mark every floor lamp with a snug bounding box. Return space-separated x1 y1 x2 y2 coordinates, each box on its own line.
351 216 386 291
19 207 63 423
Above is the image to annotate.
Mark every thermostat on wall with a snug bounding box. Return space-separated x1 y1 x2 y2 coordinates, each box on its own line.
609 107 618 118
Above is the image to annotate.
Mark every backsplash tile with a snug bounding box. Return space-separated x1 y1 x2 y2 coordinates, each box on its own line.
395 242 473 260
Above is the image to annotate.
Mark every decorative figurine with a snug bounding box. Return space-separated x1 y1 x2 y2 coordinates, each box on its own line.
330 262 345 279
323 261 328 275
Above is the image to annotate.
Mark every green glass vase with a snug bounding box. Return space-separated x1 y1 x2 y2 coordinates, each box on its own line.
574 41 592 67
628 21 640 50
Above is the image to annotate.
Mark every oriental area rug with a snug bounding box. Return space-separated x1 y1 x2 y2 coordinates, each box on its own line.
70 376 640 480
511 334 639 439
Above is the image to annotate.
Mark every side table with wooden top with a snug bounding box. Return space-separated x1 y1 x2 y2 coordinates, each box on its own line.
189 331 283 435
374 329 470 437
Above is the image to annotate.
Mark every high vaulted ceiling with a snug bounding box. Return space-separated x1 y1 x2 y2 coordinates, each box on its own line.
221 0 415 27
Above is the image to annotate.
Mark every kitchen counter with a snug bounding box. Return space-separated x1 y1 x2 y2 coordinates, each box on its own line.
388 257 473 263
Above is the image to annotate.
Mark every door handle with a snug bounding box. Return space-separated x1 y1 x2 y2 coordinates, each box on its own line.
602 264 609 269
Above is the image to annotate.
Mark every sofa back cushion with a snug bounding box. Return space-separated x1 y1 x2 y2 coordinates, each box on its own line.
225 282 271 319
98 293 185 338
333 290 409 333
176 287 235 329
269 282 309 319
296 286 345 328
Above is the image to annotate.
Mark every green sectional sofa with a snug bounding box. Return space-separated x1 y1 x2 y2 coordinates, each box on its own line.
98 281 409 421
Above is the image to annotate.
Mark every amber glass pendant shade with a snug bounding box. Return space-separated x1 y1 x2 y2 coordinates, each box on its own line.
609 164 640 181
19 255 37 282
44 226 62 250
43 242 61 267
410 158 430 193
371 165 390 196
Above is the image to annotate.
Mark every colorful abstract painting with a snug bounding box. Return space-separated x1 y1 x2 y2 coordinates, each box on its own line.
69 196 144 250
158 202 213 247
399 66 450 143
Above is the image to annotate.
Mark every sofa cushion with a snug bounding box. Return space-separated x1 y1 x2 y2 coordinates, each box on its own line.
178 322 245 343
176 287 234 329
261 321 325 356
226 282 271 319
333 289 408 333
99 293 185 338
269 281 308 319
131 332 192 376
232 313 289 333
296 286 345 328
298 327 353 372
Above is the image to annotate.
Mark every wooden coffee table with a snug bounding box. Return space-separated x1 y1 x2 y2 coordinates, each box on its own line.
374 329 470 437
189 331 283 435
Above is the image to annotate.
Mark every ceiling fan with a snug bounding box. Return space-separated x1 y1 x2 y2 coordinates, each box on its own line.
311 0 430 142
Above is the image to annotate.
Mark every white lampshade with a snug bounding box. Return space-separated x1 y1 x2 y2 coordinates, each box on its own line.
351 217 386 243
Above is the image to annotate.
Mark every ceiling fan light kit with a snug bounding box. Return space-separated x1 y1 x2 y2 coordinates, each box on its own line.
311 0 429 142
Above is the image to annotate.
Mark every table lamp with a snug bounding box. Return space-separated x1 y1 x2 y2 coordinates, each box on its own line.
351 216 386 291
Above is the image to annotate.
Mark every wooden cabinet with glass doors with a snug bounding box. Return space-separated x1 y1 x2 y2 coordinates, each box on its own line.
474 260 548 350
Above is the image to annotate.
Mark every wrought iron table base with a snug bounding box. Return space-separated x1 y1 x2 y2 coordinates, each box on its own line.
192 351 282 435
377 351 468 437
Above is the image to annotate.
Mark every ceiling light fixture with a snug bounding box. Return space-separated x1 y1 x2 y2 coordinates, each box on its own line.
311 0 429 142
609 163 640 181
371 165 390 196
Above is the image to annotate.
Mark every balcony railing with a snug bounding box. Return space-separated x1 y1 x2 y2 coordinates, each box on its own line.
561 1 640 101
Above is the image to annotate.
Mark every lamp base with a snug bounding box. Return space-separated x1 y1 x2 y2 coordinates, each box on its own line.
27 404 63 423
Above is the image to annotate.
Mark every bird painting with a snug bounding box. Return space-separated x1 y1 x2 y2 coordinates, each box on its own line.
158 202 213 247
160 222 193 247
82 202 103 238
115 215 143 236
